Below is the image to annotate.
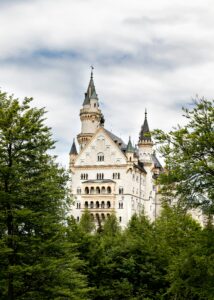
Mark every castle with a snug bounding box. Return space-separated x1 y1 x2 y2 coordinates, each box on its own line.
69 69 163 228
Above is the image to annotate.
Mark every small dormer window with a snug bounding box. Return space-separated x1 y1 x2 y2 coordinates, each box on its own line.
97 152 104 162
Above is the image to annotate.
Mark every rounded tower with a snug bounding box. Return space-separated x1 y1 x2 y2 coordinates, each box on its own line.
77 68 102 150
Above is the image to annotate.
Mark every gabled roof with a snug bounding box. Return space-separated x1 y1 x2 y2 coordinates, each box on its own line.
83 70 98 105
139 110 152 142
69 139 78 155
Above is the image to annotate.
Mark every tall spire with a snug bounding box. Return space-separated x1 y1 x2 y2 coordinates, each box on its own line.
69 139 78 155
83 66 98 105
139 109 152 142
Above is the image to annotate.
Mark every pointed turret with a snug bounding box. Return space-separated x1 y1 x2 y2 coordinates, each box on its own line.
69 139 78 166
69 139 78 155
77 67 102 150
126 136 135 163
138 110 153 165
139 109 152 142
83 67 98 105
126 137 134 153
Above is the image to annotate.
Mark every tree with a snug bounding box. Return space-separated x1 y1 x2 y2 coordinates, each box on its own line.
154 98 214 215
0 92 88 299
166 223 214 300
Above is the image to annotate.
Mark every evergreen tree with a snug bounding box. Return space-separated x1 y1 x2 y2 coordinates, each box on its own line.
0 92 88 299
154 98 214 214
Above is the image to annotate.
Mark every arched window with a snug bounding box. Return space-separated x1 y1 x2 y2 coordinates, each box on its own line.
90 214 94 221
101 201 105 208
107 186 111 194
81 173 88 180
96 213 100 221
107 201 111 208
77 216 80 222
97 173 104 180
85 187 89 194
85 201 88 208
119 216 122 222
97 152 104 162
101 213 105 220
101 186 106 194
90 201 94 209
119 202 123 209
77 187 81 194
119 187 124 194
96 201 99 208
96 187 100 194
90 187 95 194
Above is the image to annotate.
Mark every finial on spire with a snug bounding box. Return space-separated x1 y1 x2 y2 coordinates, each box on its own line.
90 65 94 78
145 108 147 119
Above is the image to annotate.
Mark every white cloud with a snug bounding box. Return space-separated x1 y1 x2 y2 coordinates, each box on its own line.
0 0 214 166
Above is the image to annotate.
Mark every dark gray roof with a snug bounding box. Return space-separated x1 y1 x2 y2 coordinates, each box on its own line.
104 129 127 150
69 139 78 155
134 161 147 174
83 71 98 105
139 110 152 142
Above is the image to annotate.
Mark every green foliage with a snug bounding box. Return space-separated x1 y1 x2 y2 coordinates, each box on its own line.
79 209 95 234
0 92 88 299
166 225 214 299
153 98 214 214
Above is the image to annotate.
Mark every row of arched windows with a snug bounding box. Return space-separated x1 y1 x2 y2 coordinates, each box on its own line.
97 173 104 180
85 201 111 209
85 186 111 194
81 173 88 180
113 173 120 179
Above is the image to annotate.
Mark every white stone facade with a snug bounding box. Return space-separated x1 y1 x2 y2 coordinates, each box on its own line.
69 72 162 228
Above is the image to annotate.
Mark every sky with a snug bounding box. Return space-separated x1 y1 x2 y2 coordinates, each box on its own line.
0 0 214 167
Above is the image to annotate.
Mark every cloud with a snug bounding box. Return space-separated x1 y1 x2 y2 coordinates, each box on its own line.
0 0 214 166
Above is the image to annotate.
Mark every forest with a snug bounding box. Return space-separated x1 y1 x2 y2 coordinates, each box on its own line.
0 91 213 300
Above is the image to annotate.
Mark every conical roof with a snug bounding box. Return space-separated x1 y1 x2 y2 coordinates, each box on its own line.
126 136 135 153
139 110 152 142
69 139 78 155
83 68 98 105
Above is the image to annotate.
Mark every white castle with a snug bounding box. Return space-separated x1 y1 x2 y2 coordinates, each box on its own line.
69 69 164 228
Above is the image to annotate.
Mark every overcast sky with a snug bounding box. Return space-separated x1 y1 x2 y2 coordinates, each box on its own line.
0 0 214 167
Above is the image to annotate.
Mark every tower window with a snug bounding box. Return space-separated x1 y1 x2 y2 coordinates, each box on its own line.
119 216 122 222
77 187 81 194
97 152 104 162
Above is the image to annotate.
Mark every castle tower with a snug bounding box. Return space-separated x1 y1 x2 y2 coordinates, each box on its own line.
138 110 153 165
77 68 102 150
